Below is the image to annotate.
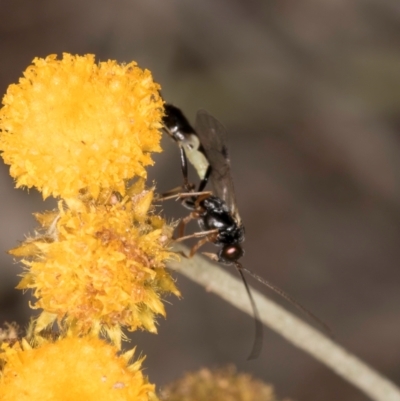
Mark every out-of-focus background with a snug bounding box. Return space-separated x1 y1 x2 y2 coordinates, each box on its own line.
1 1 400 400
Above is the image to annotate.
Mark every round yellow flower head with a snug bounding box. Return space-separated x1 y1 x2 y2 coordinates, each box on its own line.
0 53 163 199
160 366 289 401
12 184 179 341
0 336 156 401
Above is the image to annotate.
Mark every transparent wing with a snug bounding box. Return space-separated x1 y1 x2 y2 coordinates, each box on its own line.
195 109 240 223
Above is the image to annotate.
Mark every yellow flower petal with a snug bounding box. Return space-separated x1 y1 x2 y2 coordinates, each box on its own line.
0 336 155 401
0 53 163 199
14 192 179 336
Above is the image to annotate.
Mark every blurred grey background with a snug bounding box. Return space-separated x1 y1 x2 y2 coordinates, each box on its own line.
1 1 400 400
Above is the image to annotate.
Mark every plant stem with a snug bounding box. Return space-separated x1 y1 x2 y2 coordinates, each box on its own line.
168 244 400 401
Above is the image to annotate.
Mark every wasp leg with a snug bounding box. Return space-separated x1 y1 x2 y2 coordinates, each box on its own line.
177 191 212 199
158 186 185 201
178 145 193 191
197 165 212 192
174 191 212 211
194 191 212 209
175 212 197 239
159 182 199 201
188 237 210 257
175 228 218 243
187 230 219 257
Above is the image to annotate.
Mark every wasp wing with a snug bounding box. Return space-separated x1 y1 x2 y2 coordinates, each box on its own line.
195 110 241 223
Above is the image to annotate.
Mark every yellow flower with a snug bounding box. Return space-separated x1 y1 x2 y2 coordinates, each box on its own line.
0 335 156 401
160 366 290 401
12 183 179 341
0 53 163 199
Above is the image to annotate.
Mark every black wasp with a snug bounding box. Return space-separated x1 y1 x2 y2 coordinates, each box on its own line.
162 104 329 359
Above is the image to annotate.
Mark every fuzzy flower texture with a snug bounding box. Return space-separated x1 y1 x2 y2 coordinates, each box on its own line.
160 366 292 401
0 335 156 401
0 54 179 399
0 53 162 199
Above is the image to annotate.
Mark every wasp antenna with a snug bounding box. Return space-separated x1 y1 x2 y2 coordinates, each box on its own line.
235 262 263 360
240 265 332 336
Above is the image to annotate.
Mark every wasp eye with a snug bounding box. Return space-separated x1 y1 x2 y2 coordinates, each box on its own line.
219 245 244 264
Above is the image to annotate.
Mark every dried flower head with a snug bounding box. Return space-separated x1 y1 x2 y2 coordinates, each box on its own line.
0 335 157 401
160 366 292 401
0 53 163 199
0 323 19 345
12 186 179 341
